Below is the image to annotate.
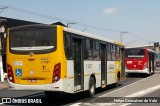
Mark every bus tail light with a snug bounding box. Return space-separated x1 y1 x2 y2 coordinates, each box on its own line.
7 64 15 83
52 63 61 83
143 62 148 69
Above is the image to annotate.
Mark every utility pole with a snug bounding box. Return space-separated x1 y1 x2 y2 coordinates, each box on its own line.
120 32 128 43
0 26 5 82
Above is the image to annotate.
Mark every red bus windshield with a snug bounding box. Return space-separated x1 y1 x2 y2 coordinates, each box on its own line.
126 49 145 58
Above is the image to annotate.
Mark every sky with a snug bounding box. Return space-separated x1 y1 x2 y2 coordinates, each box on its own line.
0 0 160 46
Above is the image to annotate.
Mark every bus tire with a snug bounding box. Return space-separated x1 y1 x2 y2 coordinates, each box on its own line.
88 77 96 97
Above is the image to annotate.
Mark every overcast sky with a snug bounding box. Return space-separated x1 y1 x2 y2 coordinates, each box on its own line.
0 0 160 46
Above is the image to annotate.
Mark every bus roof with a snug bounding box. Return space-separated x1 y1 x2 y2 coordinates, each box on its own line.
126 45 151 49
64 26 124 46
126 46 156 53
8 24 124 47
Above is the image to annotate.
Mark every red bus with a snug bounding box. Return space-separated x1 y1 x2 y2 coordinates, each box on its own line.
125 47 156 75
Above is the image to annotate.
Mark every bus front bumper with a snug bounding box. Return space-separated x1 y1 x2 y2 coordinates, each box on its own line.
7 79 64 91
126 68 149 74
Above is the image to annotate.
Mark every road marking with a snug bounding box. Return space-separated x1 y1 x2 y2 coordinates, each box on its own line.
100 77 147 97
126 84 160 97
70 103 82 106
120 84 160 106
70 75 159 106
70 78 147 106
72 84 160 106
121 103 130 106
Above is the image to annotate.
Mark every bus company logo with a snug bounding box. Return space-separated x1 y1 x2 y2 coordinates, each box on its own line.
30 70 34 75
29 52 34 57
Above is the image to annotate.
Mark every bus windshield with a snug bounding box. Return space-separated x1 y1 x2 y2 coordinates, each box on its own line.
9 28 56 54
126 49 145 58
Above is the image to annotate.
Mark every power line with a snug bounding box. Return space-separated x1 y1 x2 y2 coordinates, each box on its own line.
0 6 8 14
0 5 155 43
128 32 155 42
0 5 125 33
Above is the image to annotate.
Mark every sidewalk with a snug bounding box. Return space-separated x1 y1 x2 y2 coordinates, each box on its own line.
0 81 8 89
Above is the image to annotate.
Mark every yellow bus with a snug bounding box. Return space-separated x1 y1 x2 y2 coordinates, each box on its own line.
6 24 125 96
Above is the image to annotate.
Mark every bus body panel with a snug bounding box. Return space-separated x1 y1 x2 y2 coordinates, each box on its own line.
7 25 68 86
8 79 64 91
65 60 74 93
125 58 147 70
107 61 116 85
83 60 101 90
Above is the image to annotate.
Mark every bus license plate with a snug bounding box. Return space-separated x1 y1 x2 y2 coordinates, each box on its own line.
28 79 37 83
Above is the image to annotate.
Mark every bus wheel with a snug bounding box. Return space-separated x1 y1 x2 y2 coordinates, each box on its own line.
88 77 96 97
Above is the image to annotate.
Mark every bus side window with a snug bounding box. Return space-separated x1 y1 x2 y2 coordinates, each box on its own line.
116 46 120 61
111 44 116 61
93 41 100 60
107 43 111 61
64 33 72 59
84 38 93 60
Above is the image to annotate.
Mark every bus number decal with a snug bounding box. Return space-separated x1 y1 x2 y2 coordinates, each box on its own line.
41 60 50 64
85 64 93 69
14 61 23 66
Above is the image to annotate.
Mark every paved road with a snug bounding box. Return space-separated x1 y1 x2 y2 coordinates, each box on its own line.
0 74 145 105
74 70 160 106
128 87 160 106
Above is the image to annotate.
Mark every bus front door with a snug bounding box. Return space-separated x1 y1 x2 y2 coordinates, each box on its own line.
100 44 107 86
121 47 125 79
73 38 83 91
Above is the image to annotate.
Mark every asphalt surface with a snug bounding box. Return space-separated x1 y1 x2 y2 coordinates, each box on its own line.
128 87 160 106
0 74 145 106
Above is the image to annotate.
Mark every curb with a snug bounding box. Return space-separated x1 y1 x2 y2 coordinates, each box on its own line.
0 81 8 89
